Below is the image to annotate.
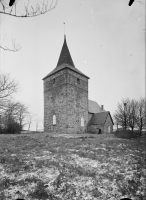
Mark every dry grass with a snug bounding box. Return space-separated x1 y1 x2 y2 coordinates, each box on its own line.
0 132 146 200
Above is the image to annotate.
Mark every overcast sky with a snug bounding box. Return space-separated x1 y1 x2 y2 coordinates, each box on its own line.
0 0 145 130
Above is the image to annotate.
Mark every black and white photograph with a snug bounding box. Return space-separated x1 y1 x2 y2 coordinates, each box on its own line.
0 0 145 199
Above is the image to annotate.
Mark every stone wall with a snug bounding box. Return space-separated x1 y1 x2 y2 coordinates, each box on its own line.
44 69 67 91
66 69 88 90
88 113 93 124
44 67 88 134
67 69 88 133
87 124 104 133
44 69 67 133
66 84 88 134
104 114 113 133
87 113 113 134
44 84 67 133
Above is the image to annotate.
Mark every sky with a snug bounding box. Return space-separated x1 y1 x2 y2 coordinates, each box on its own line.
0 0 145 130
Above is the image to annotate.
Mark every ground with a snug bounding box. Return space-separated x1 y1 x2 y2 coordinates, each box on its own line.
0 132 146 200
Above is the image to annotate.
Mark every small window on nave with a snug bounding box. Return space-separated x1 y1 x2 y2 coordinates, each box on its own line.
77 78 80 85
53 78 55 84
81 117 84 127
53 115 56 125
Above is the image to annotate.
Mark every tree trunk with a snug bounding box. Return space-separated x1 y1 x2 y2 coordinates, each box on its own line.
139 128 142 136
28 123 30 131
140 118 142 136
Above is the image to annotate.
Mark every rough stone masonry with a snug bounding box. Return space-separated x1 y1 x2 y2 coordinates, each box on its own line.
43 36 90 134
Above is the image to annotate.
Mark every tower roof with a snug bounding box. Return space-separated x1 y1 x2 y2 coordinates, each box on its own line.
43 36 90 80
57 35 75 67
43 63 89 80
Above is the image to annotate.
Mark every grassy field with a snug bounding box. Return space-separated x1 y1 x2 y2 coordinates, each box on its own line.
0 132 146 200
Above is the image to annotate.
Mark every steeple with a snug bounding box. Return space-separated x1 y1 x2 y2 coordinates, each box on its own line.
56 35 75 67
43 35 90 80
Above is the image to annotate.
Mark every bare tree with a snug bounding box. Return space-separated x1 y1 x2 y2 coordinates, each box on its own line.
127 99 138 132
26 113 35 131
114 98 146 133
0 73 18 132
0 73 18 110
0 0 58 17
15 102 28 130
35 118 39 132
2 101 19 131
114 98 130 130
35 117 43 132
0 37 21 52
1 100 28 133
136 98 146 134
0 0 58 51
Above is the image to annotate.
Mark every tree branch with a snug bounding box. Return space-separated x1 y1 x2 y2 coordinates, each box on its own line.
0 38 21 52
0 0 58 18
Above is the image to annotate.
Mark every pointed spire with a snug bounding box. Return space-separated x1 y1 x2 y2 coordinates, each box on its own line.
64 22 66 36
56 35 75 67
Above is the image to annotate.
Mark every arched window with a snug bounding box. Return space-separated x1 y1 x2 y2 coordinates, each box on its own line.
81 117 84 127
53 115 56 125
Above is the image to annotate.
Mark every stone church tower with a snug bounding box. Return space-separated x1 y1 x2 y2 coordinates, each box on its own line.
43 36 89 134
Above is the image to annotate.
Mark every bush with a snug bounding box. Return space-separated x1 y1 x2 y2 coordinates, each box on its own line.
114 130 136 139
7 121 21 134
0 121 21 134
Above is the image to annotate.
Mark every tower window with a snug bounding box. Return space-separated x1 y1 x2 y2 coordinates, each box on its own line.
53 115 56 125
81 117 84 127
77 78 80 85
53 78 55 84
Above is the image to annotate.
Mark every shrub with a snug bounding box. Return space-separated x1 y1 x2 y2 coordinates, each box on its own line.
1 121 21 134
114 130 136 139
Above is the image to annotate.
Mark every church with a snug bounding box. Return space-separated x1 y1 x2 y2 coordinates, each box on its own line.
43 36 114 134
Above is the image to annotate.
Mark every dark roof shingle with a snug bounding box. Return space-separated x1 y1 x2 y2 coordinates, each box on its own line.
89 112 109 125
43 36 89 80
43 64 89 80
57 35 75 67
